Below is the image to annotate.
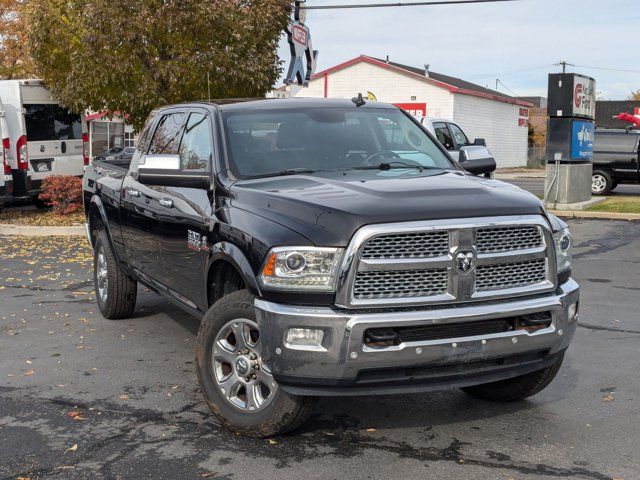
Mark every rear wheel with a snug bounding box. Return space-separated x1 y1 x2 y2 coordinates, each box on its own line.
461 353 564 402
592 170 613 195
196 290 315 437
93 230 137 319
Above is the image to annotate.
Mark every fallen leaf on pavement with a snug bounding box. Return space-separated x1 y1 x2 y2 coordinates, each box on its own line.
366 428 376 432
67 411 86 421
119 394 129 400
201 473 218 478
23 369 35 376
603 394 615 402
65 444 78 454
268 439 277 445
26 360 32 365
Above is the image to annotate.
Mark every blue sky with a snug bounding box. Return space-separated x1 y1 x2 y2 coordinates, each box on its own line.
277 0 640 99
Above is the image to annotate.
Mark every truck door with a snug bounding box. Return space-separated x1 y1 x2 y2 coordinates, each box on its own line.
120 110 186 282
155 109 214 310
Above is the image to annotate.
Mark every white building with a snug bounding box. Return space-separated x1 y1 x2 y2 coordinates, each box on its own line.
297 55 533 168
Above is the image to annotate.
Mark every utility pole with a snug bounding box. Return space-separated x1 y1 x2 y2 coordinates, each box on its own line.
495 78 499 91
559 61 568 73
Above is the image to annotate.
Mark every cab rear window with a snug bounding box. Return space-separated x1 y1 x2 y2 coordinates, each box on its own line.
24 104 82 141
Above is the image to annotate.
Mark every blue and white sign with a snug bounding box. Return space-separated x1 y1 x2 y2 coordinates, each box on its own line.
571 120 594 159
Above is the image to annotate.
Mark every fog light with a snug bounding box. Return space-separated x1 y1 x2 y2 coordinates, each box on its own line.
286 328 325 350
568 302 579 323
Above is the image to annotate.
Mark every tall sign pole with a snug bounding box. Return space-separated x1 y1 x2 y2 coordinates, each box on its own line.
284 1 319 95
544 72 597 209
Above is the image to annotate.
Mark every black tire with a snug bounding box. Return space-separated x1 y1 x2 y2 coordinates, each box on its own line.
196 290 316 437
93 230 137 319
461 353 564 403
33 197 51 209
591 170 613 196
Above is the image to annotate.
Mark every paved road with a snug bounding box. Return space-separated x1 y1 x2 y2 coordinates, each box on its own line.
496 175 640 198
1 221 639 480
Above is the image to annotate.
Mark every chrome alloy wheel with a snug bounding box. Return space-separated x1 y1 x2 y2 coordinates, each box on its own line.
213 318 277 412
592 174 607 194
96 246 109 302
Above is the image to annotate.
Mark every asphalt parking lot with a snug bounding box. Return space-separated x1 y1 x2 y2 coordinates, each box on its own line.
1 219 639 480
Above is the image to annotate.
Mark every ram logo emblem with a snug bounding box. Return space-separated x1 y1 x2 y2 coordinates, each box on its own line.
455 251 475 274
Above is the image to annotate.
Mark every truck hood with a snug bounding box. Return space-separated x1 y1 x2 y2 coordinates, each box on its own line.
230 170 547 246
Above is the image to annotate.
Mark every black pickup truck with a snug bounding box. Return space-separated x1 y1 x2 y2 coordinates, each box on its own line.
591 128 640 195
83 98 579 437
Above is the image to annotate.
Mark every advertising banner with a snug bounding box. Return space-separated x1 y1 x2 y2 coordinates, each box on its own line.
571 120 595 159
394 103 427 118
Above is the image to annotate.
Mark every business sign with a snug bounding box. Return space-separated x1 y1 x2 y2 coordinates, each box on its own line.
285 1 318 87
572 75 596 119
394 103 427 118
547 73 596 120
571 120 595 159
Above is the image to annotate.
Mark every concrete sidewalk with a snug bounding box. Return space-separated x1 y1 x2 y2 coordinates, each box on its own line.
0 223 86 236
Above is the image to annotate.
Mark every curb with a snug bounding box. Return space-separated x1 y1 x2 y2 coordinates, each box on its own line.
0 223 86 236
549 210 640 221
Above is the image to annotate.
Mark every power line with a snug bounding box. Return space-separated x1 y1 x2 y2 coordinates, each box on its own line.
495 78 520 97
304 0 519 10
572 64 640 74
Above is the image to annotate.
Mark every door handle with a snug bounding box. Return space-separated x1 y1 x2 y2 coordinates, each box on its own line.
128 188 140 198
159 198 173 208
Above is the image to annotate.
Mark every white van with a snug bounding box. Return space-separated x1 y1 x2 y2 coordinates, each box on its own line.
0 97 14 211
0 80 86 204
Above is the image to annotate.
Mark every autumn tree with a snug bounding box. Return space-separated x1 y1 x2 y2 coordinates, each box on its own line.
0 0 37 79
26 0 291 128
631 90 640 101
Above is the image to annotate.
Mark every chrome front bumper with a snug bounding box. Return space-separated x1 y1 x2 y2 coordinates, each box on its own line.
255 279 579 396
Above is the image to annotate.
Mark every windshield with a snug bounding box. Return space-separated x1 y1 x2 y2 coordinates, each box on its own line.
222 107 455 178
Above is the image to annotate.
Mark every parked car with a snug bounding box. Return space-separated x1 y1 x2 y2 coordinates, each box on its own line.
591 128 640 195
0 98 14 211
83 98 579 437
421 117 495 173
93 146 135 167
0 80 86 207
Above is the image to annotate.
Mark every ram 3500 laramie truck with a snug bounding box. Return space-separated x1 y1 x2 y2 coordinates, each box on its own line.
83 98 579 437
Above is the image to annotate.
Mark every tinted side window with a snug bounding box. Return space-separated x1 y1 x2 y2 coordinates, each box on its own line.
433 122 454 150
148 113 186 155
24 104 55 141
449 123 470 148
179 113 212 171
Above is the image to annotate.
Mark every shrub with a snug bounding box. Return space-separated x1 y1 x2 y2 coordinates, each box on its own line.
38 175 83 215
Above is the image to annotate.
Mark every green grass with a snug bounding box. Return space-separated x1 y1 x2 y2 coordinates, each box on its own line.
587 196 640 214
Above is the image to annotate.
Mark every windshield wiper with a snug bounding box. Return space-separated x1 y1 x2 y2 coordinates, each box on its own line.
258 168 318 178
354 162 440 172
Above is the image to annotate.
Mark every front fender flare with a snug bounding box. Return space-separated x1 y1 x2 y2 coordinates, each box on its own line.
207 242 261 297
87 195 118 257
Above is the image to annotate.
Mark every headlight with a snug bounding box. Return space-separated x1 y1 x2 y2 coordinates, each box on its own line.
553 227 572 273
259 247 343 292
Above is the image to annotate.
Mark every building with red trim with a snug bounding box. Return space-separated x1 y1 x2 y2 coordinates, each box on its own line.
294 55 534 168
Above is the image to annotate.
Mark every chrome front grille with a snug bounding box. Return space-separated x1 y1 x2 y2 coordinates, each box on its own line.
361 231 449 259
476 259 547 292
339 216 556 308
354 269 449 299
476 226 542 253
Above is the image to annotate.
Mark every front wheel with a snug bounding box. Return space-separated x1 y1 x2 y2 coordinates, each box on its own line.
461 353 564 402
93 230 137 319
196 290 315 437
